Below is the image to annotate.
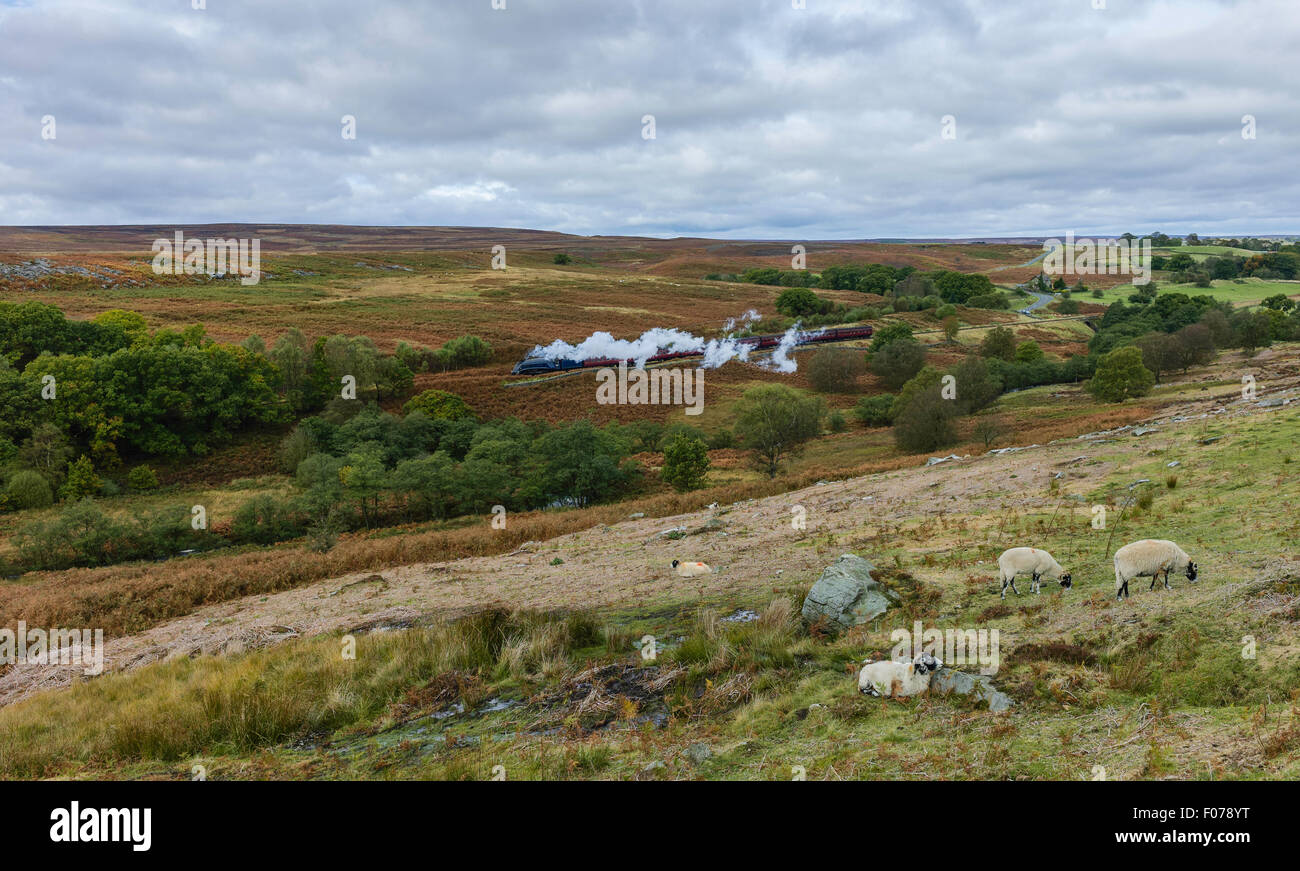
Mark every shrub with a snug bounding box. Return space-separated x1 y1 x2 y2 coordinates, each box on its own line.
231 494 308 545
775 287 824 317
806 347 866 392
828 410 847 432
949 354 1002 414
1014 340 1044 362
1088 346 1154 402
870 338 926 389
126 465 160 491
553 253 572 265
404 389 475 421
853 394 894 427
5 470 53 510
441 335 494 369
868 322 914 354
978 326 1016 361
61 456 101 502
661 434 710 492
892 386 957 453
732 384 826 477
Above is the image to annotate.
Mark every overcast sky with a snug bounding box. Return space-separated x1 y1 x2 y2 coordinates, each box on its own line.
1 0 1296 238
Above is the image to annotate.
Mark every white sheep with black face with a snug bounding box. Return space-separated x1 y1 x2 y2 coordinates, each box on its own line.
858 652 944 698
997 547 1072 599
1114 539 1198 600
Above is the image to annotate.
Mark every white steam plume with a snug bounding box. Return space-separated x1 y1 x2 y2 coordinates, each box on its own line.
523 313 819 372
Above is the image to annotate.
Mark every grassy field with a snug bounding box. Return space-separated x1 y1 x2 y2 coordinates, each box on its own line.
3 233 1297 781
2 343 1297 780
1153 245 1262 259
1085 277 1299 306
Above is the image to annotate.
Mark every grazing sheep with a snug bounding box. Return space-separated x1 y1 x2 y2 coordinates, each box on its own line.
1114 539 1198 600
858 652 943 697
672 559 711 578
997 547 1072 599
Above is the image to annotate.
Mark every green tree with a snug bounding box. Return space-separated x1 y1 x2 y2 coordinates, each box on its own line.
868 322 914 354
978 326 1017 361
1014 340 1044 362
61 456 101 501
4 469 54 510
853 393 894 427
661 433 710 492
775 287 823 317
870 338 926 389
126 465 160 491
732 384 826 478
1088 346 1155 401
533 420 633 507
949 354 1002 414
806 347 866 392
892 385 957 453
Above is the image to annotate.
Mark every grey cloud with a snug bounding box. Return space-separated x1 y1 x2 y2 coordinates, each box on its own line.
0 0 1296 236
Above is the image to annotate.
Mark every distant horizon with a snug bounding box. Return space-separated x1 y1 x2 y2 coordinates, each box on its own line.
1 222 1296 245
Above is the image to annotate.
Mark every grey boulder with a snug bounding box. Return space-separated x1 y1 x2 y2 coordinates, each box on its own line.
801 554 897 633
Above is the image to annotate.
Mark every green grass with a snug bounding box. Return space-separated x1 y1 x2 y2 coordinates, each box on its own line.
1088 277 1300 306
1153 245 1262 259
4 406 1298 780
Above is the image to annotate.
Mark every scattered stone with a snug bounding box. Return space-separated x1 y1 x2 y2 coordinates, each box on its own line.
628 512 645 519
801 554 898 634
930 669 1014 712
1166 461 1180 468
683 743 712 766
1132 427 1160 436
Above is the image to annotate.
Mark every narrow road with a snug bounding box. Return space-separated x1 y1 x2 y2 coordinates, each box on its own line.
1019 288 1056 314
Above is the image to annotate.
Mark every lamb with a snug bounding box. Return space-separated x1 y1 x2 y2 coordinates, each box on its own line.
671 559 711 578
1113 539 1198 600
858 652 943 697
996 547 1072 599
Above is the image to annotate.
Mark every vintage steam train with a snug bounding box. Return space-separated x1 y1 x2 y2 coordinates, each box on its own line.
509 324 874 376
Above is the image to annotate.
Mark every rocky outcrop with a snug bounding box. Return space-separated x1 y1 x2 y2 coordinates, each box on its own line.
801 554 897 634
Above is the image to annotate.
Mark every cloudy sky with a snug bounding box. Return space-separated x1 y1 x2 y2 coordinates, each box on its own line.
1 0 1296 238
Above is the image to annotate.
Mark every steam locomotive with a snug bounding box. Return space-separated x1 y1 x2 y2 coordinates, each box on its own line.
509 324 873 376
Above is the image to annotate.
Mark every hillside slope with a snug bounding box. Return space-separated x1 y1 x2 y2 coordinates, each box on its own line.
1 346 1297 780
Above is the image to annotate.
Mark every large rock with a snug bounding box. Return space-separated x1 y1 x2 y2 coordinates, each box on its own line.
930 669 1014 712
801 554 897 633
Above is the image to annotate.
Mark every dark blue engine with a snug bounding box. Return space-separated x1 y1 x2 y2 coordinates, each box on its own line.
510 357 584 375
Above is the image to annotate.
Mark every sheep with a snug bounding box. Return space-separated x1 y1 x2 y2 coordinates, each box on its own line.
671 559 711 578
996 547 1072 599
858 652 943 697
1113 539 1198 600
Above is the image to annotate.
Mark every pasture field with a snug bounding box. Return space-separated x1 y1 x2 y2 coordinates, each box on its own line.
1153 245 1262 259
1086 277 1300 306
